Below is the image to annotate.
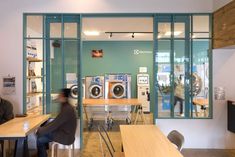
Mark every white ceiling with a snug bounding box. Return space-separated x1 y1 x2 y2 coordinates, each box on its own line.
27 16 210 41
82 17 153 41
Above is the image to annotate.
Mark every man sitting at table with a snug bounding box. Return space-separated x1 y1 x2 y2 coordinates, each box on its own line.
36 88 77 157
0 96 14 124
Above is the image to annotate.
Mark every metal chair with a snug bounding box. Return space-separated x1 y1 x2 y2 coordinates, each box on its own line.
97 125 124 157
167 130 185 151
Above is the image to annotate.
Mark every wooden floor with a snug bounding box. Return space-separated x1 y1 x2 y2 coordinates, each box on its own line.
27 113 235 157
29 148 235 157
182 149 235 157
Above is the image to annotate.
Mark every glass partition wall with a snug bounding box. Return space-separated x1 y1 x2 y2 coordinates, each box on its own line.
154 14 212 119
23 14 81 116
23 13 212 148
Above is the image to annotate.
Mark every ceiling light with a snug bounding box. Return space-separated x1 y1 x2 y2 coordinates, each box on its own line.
192 35 196 38
165 31 182 36
132 33 135 38
158 35 162 39
109 33 112 38
84 31 100 36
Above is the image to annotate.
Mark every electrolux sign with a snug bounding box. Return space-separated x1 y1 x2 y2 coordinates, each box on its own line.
133 49 152 55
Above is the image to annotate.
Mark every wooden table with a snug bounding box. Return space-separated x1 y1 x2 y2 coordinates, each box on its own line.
193 98 209 117
0 114 50 157
120 125 183 157
83 99 145 125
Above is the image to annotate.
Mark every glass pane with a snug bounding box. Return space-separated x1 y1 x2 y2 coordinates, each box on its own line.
193 16 209 33
174 40 186 118
64 23 77 38
192 39 209 118
64 40 78 107
158 23 171 39
50 40 63 114
50 23 62 38
192 33 210 39
26 16 43 38
157 40 172 118
26 39 43 115
174 23 185 38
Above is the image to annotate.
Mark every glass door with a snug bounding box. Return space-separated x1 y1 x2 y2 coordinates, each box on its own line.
45 14 82 147
154 15 190 118
45 15 81 116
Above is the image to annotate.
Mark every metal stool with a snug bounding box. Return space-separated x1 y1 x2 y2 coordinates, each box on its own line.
51 142 74 157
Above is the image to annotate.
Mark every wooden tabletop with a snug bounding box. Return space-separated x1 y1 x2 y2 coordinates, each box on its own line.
83 98 142 106
193 98 209 106
120 125 183 157
0 114 50 138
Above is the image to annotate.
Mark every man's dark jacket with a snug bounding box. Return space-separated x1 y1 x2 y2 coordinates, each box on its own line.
0 98 14 124
37 102 77 145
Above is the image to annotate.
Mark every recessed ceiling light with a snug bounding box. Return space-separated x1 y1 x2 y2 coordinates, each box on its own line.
84 31 100 36
165 31 182 36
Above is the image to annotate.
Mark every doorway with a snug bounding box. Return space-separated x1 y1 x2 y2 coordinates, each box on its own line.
81 16 154 156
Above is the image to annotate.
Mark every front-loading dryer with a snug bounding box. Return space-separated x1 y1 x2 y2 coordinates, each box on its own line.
105 74 131 99
85 76 104 99
104 73 132 123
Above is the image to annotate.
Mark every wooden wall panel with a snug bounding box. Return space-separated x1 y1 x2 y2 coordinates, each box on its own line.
213 1 235 49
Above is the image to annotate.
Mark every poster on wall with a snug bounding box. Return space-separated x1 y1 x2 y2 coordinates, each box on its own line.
91 49 103 58
2 76 16 95
214 87 225 100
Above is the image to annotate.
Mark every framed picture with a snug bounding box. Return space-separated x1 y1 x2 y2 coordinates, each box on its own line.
91 49 103 58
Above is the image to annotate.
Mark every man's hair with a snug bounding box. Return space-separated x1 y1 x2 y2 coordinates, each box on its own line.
61 88 71 98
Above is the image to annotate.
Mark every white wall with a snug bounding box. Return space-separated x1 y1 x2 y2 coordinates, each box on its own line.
157 49 235 148
0 0 213 114
0 0 223 149
213 0 232 11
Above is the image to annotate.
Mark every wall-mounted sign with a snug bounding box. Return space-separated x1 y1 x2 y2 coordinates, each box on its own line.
214 87 225 100
92 49 103 58
2 76 16 95
133 49 152 55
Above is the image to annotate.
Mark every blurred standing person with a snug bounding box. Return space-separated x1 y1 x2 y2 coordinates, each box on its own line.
174 75 184 117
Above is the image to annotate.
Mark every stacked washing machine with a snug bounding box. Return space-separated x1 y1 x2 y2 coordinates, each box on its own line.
104 73 132 125
85 76 105 127
84 73 131 128
66 75 78 107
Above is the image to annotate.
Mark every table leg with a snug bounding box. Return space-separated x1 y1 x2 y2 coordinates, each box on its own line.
193 104 198 117
134 105 146 124
140 107 146 124
14 137 29 157
83 106 89 122
131 106 137 123
134 106 140 124
0 140 4 157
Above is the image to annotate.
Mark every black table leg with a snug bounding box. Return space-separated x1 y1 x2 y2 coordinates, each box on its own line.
14 137 29 157
23 137 29 157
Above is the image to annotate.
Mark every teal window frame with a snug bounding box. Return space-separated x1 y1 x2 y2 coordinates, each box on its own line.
153 14 212 119
23 12 212 148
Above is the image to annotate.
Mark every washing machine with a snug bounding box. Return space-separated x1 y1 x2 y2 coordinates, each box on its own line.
66 74 78 107
105 74 131 99
85 76 105 127
104 73 132 123
85 76 104 99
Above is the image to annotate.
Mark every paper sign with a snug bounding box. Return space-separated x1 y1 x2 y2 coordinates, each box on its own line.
214 87 225 100
2 76 16 95
66 73 77 84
